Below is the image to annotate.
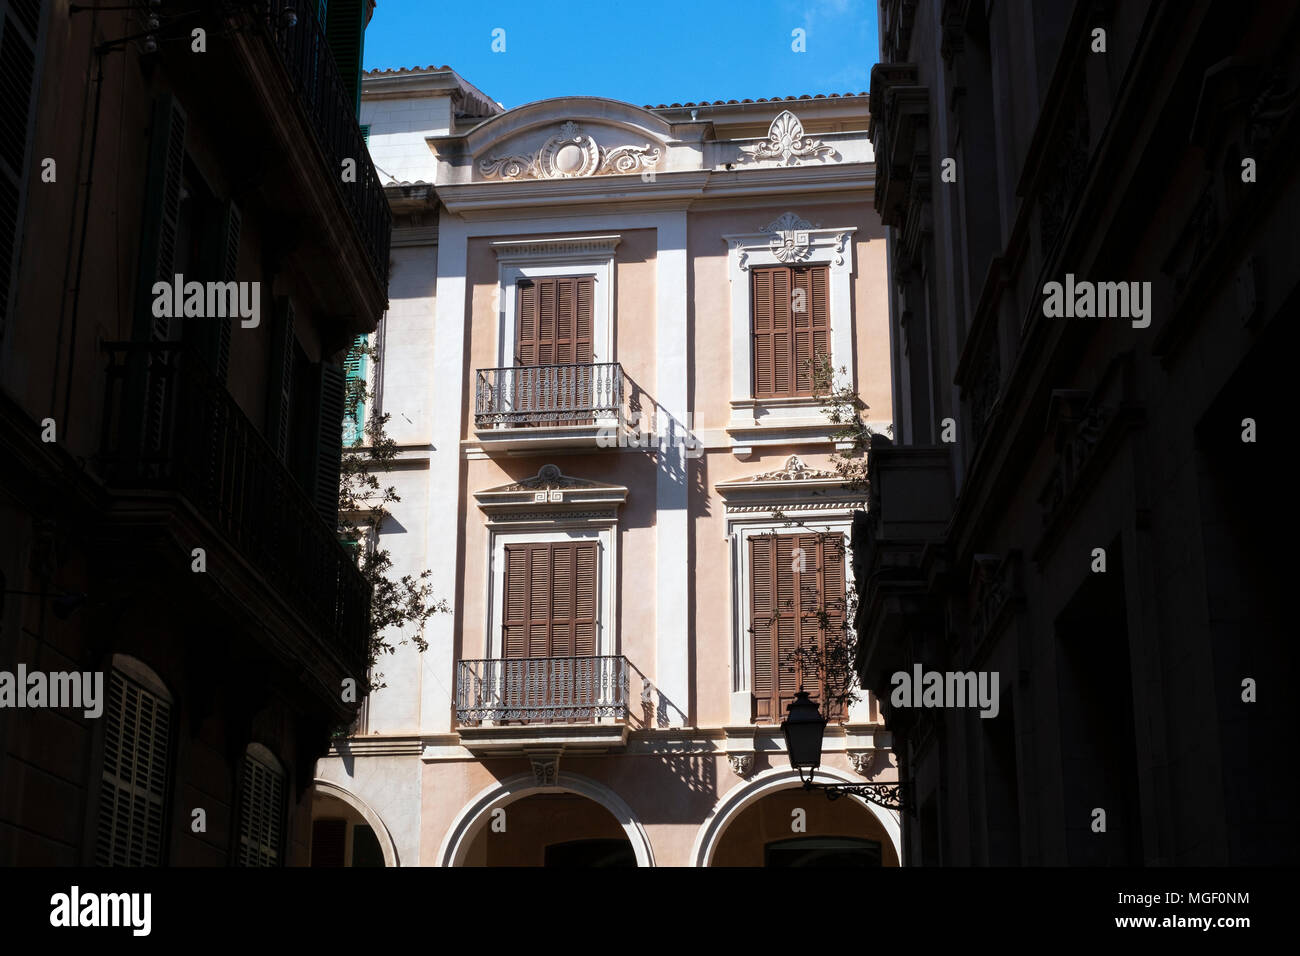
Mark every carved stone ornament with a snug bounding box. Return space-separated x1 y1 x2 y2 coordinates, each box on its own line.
739 110 835 165
504 464 594 491
761 211 817 263
529 754 559 787
848 749 881 777
748 456 838 482
480 121 662 180
728 753 755 778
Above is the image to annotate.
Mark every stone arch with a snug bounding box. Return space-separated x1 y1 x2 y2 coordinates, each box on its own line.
436 771 655 867
690 766 902 867
311 778 400 867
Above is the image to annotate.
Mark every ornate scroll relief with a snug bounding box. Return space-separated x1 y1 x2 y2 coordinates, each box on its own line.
748 455 838 482
479 121 662 180
739 110 835 165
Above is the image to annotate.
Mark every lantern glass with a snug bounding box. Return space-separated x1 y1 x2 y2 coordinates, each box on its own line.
781 691 828 772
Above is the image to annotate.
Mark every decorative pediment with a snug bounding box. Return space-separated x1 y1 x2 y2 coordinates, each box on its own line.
716 456 864 516
479 120 662 180
739 111 836 165
475 465 628 524
747 455 838 482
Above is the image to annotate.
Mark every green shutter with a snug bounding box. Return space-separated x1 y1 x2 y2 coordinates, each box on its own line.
342 334 366 446
267 297 296 460
134 93 187 343
325 0 366 118
0 3 44 334
311 361 346 526
360 124 370 145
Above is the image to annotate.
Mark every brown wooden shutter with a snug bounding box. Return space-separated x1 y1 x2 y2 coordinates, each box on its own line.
502 543 530 660
752 265 830 398
503 540 598 660
749 534 776 722
310 361 346 526
311 818 347 867
516 281 537 366
750 531 849 723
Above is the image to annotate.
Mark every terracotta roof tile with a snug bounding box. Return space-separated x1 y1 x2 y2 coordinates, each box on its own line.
642 92 867 109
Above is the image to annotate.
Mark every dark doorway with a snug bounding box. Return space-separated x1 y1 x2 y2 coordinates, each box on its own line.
764 836 882 867
543 838 636 867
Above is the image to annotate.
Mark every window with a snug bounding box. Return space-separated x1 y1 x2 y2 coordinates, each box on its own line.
237 744 286 867
96 664 173 866
515 276 594 367
751 265 830 398
749 531 847 723
502 541 598 659
343 334 367 446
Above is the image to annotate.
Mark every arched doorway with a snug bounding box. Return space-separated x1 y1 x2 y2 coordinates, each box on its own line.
437 771 655 867
309 779 399 867
692 767 903 866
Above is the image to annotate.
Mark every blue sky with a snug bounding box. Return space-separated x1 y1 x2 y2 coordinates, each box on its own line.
362 0 877 109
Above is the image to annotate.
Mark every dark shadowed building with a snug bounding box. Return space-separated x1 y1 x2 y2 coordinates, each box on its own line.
854 0 1294 865
0 0 386 865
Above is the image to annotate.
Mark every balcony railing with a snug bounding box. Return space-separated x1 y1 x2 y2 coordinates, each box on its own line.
99 343 370 678
260 0 391 287
456 656 631 724
474 363 625 428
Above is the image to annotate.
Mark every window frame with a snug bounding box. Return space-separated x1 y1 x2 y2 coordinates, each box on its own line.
722 218 857 437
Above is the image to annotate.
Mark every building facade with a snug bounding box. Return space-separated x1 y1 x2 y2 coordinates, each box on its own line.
0 0 386 865
313 67 902 866
855 0 1294 865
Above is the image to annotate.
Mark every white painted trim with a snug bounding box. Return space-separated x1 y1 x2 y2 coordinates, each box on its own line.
485 527 617 659
311 779 401 867
655 210 690 727
436 771 656 866
494 239 618 367
723 221 857 431
689 766 901 866
727 517 869 724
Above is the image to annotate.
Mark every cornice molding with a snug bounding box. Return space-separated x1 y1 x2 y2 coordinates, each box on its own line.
491 234 622 263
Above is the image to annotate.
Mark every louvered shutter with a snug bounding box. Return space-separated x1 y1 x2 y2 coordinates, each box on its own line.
573 542 598 657
751 268 775 398
237 749 286 867
750 534 777 722
0 0 43 333
342 335 367 446
310 818 347 867
819 532 848 719
310 361 346 526
775 534 801 717
528 544 551 658
752 265 830 398
325 0 366 117
551 543 575 657
502 544 530 660
267 298 295 460
213 201 239 382
134 93 187 344
96 668 172 866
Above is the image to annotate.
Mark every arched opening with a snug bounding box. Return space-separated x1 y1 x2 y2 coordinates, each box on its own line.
437 771 655 867
309 780 398 867
691 768 903 867
461 792 635 867
711 788 899 867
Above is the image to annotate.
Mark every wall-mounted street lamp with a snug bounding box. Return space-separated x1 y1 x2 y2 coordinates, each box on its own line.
781 690 910 811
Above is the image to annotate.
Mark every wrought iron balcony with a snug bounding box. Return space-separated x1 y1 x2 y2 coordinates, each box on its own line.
259 0 391 288
98 343 370 679
474 363 625 428
456 656 631 725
